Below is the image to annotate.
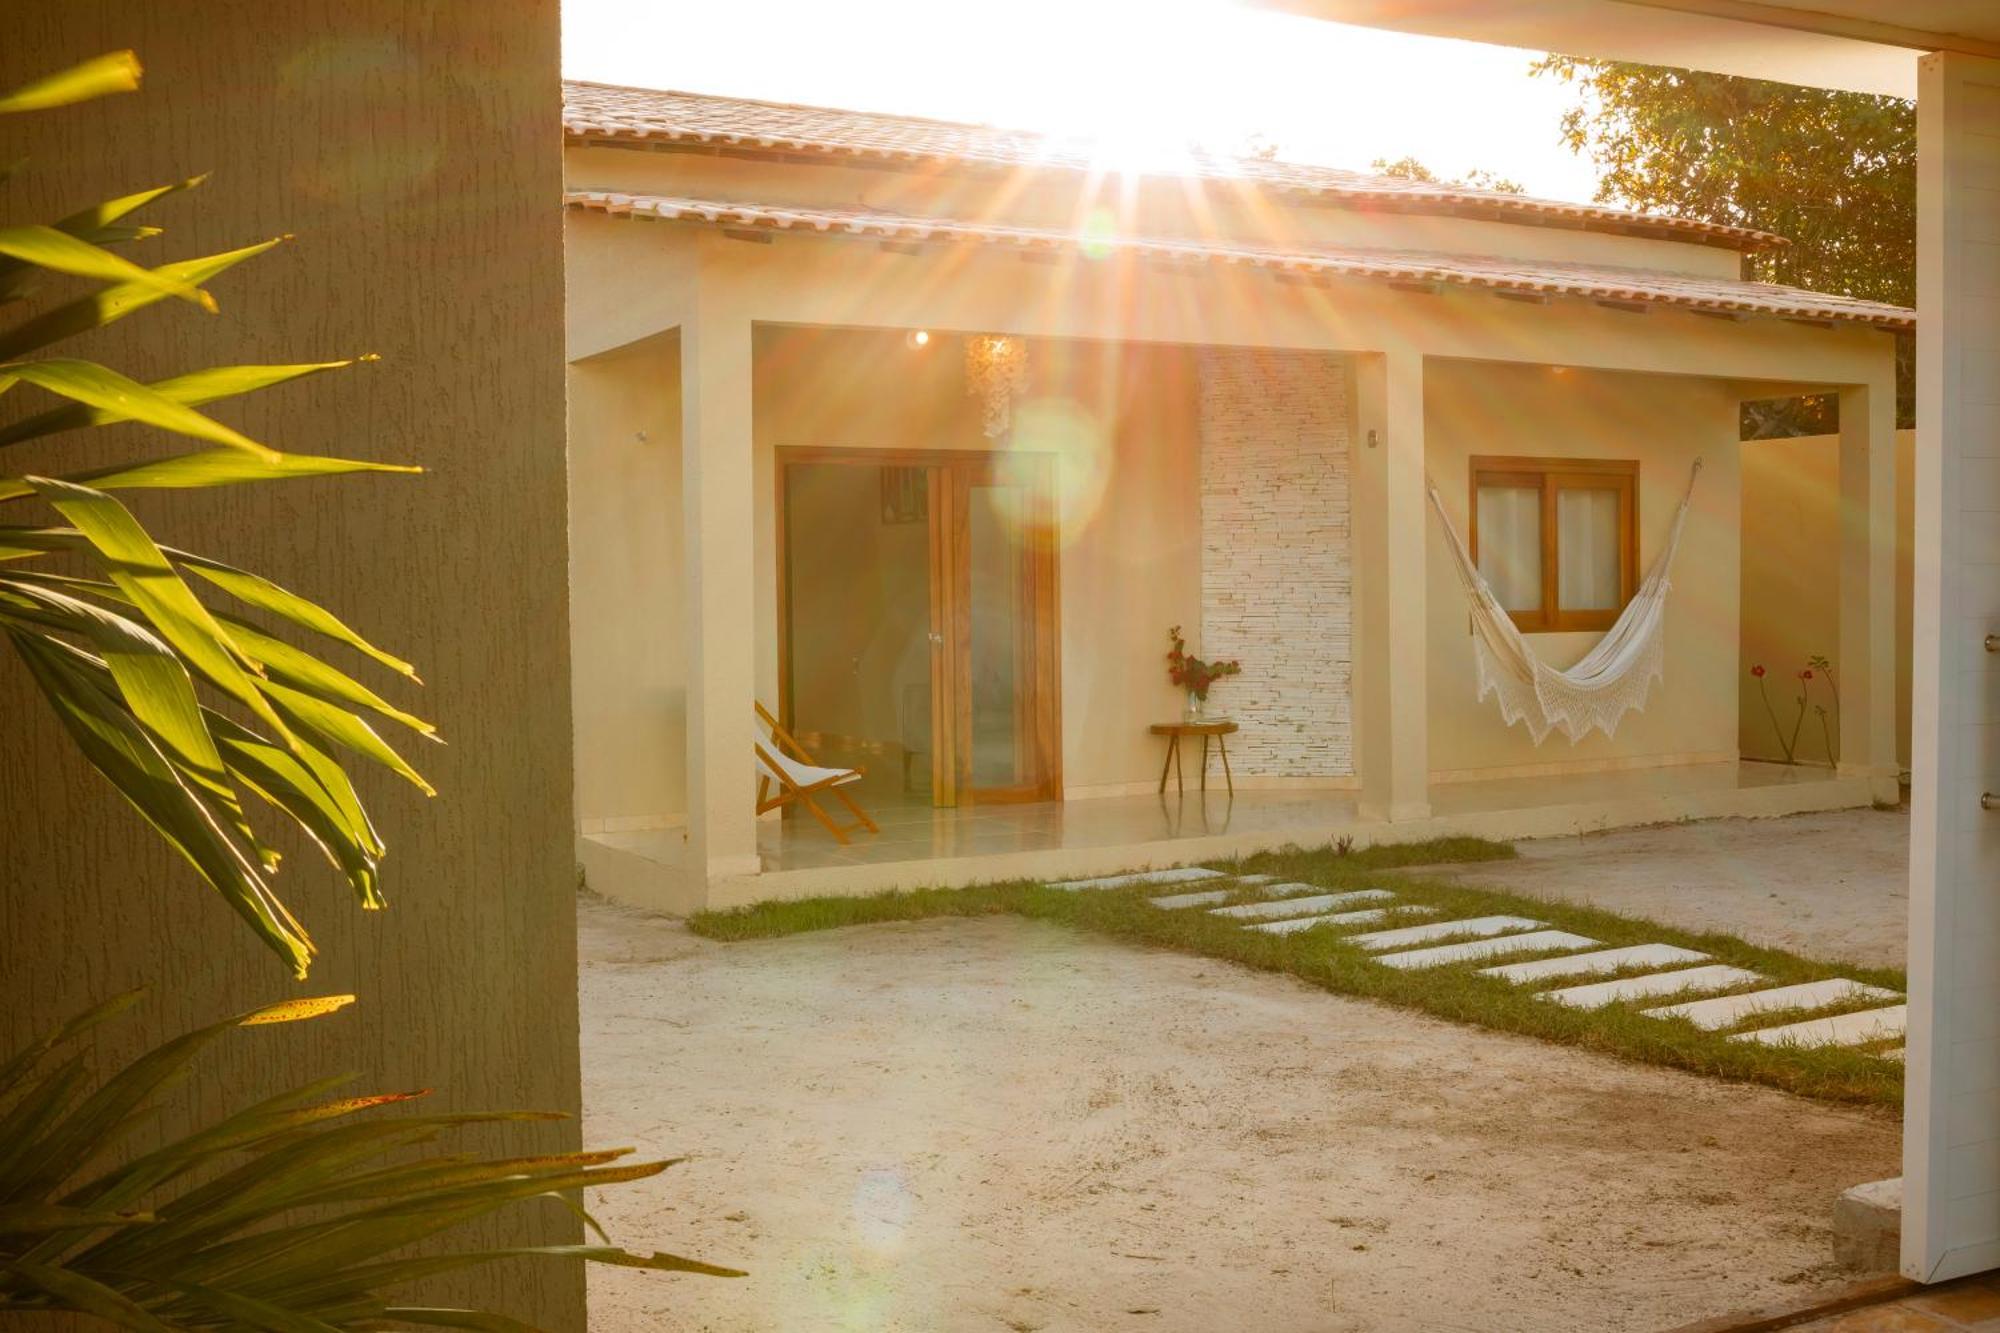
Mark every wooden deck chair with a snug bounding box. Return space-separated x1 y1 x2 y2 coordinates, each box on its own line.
754 702 881 845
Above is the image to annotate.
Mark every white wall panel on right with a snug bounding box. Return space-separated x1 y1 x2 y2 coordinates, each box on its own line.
1908 50 2000 1285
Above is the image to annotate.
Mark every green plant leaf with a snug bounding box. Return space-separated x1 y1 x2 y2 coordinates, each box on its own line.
209 714 385 909
30 478 294 742
0 989 145 1106
175 553 419 681
5 364 276 458
2 1259 182 1332
153 1277 348 1333
0 577 273 868
54 174 206 238
5 632 313 978
262 680 434 796
0 237 284 369
378 1309 540 1332
0 447 415 503
0 225 212 310
0 52 142 115
225 617 436 740
0 1203 155 1234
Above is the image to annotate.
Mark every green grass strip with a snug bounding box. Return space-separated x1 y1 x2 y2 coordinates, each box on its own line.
687 836 1904 1108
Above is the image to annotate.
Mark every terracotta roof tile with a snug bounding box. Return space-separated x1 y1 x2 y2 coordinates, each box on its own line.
564 189 1912 332
563 81 1789 254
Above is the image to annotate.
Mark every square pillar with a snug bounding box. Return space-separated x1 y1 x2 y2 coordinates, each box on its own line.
680 260 761 896
1837 381 1900 801
1905 49 2000 1285
1352 349 1431 821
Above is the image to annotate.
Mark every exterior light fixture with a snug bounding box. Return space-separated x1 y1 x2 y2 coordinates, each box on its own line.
964 333 1029 438
906 329 931 349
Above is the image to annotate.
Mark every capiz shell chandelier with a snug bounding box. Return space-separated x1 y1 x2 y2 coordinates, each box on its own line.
963 334 1029 439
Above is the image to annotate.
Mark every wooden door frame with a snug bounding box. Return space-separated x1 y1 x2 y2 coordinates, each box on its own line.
773 446 1063 805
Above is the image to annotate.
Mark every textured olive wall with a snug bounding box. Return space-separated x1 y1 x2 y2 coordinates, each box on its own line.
1 7 581 1326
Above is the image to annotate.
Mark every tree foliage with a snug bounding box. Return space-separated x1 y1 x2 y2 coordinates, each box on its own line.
1370 155 1525 195
1532 55 1915 435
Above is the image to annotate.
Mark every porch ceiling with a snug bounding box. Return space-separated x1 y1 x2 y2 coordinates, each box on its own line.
564 189 1914 332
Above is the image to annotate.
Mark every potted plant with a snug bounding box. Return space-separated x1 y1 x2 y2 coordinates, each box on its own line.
1166 625 1240 722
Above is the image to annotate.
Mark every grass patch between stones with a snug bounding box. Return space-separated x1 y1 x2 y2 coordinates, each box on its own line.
687 836 1904 1108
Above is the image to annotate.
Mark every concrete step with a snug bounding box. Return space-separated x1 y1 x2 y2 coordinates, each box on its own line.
1147 889 1237 910
1054 867 1226 892
1481 942 1709 985
1540 964 1764 1010
1210 890 1395 921
1377 930 1598 971
1247 905 1439 936
1731 1004 1907 1049
1643 978 1901 1031
1348 915 1545 953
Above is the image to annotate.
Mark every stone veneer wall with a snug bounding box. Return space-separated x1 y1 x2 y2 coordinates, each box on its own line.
1194 348 1355 779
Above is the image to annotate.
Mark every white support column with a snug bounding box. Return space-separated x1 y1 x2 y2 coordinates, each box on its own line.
1352 349 1431 821
679 247 761 898
1906 50 2000 1285
1837 381 1902 801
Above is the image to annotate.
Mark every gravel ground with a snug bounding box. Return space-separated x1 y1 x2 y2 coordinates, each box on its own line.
578 896 1899 1332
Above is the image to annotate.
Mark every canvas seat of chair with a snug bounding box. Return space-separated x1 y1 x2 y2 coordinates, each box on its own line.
754 746 862 790
753 701 880 845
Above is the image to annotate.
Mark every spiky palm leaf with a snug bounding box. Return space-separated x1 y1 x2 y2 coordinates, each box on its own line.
1 53 430 978
0 992 741 1328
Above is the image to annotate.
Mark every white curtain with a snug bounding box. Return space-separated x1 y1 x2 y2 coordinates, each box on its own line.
1475 485 1542 612
1556 487 1621 612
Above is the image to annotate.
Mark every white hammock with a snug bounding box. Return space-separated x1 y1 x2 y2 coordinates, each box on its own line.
1427 460 1701 745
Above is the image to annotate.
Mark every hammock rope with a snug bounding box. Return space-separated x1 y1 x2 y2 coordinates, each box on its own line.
1427 459 1702 745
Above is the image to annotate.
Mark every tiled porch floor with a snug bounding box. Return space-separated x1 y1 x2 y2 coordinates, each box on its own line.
581 760 1879 914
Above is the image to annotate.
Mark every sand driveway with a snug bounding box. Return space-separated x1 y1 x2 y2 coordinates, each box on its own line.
578 896 1896 1332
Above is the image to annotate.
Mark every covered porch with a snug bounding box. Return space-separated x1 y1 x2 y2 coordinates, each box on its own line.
564 162 1904 916
578 759 1872 910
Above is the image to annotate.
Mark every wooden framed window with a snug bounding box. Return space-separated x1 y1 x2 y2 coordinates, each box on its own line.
1468 456 1638 633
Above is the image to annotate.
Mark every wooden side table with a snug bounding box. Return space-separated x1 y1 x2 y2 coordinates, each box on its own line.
1150 720 1238 796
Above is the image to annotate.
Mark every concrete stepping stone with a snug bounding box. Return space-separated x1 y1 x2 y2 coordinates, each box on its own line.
1347 915 1544 953
1377 930 1599 971
1643 978 1900 1031
1148 889 1237 910
1234 874 1281 885
1878 1046 1905 1062
1482 943 1709 984
1054 867 1225 891
1210 890 1394 921
1246 905 1439 936
1540 964 1763 1010
1731 1004 1908 1049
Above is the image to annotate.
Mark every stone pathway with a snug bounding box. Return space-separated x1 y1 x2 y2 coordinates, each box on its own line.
1052 866 1908 1057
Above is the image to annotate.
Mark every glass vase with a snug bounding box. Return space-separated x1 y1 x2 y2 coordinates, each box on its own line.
1184 690 1205 723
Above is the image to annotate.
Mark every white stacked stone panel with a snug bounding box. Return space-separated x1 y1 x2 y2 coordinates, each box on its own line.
1195 348 1354 779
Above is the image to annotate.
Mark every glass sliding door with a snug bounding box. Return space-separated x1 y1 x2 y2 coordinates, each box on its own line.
779 449 1059 810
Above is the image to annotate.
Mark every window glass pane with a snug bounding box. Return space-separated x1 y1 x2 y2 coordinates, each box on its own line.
1557 487 1621 611
1476 485 1542 612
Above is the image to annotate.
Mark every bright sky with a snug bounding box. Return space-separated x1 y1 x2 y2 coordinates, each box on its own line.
561 0 1603 203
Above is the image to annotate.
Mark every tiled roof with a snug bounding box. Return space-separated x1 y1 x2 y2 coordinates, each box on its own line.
563 81 1788 254
563 190 1913 331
